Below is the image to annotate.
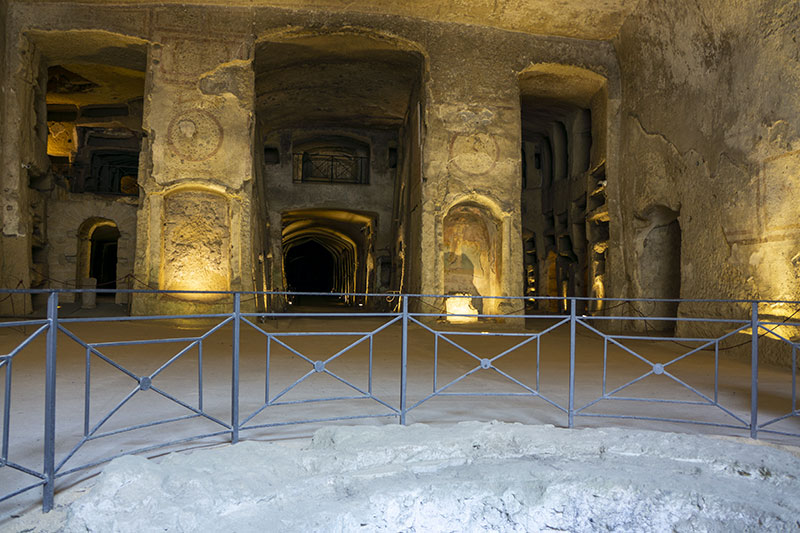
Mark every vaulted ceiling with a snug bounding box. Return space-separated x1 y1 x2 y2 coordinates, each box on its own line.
255 35 422 131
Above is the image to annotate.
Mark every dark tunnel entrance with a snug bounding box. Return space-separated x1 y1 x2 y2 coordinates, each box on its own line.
281 209 376 309
284 239 335 294
89 224 120 292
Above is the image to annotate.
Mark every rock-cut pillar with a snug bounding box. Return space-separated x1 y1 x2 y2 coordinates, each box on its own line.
132 24 255 315
418 57 524 317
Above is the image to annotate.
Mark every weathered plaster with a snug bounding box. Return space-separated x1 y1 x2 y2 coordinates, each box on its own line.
614 0 800 312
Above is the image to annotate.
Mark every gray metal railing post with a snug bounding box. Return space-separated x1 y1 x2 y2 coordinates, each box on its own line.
2 350 10 465
400 295 408 425
231 293 240 444
43 291 58 512
750 301 759 439
568 298 576 428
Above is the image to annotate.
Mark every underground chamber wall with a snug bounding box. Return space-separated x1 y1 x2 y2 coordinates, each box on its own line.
76 217 122 298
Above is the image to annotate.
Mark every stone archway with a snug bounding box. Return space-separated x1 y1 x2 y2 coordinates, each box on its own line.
637 205 681 331
281 209 376 307
442 202 503 315
77 218 118 284
76 217 120 306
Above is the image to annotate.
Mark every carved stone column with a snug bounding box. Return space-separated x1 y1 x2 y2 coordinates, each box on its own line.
419 57 524 317
132 12 255 314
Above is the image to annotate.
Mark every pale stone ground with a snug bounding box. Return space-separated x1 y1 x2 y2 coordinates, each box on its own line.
1 306 799 530
7 422 800 532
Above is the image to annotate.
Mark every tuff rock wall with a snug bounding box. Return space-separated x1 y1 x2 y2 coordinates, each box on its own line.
614 0 800 330
0 0 7 301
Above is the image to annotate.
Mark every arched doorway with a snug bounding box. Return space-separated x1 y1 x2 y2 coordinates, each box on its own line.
254 30 423 309
77 218 120 303
442 202 503 316
638 206 681 331
281 209 376 308
518 64 607 316
90 225 120 291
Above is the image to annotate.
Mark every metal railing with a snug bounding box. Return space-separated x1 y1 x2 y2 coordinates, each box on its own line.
292 153 369 184
1 289 799 514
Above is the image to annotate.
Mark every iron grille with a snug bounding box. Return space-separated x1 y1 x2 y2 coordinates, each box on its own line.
292 153 369 184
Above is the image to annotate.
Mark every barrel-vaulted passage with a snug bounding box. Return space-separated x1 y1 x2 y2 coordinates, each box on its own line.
281 209 376 304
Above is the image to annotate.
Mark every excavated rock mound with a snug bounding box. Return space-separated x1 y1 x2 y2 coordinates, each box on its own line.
48 423 800 531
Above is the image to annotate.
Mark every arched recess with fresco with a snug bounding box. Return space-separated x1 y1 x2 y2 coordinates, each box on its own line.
442 201 503 315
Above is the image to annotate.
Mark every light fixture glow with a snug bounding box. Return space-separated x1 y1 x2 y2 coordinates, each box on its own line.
446 295 479 324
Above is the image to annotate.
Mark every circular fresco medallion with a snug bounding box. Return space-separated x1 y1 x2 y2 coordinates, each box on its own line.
167 109 223 161
449 132 499 176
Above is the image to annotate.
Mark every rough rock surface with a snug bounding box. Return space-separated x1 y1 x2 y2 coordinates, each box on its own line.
33 422 800 532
